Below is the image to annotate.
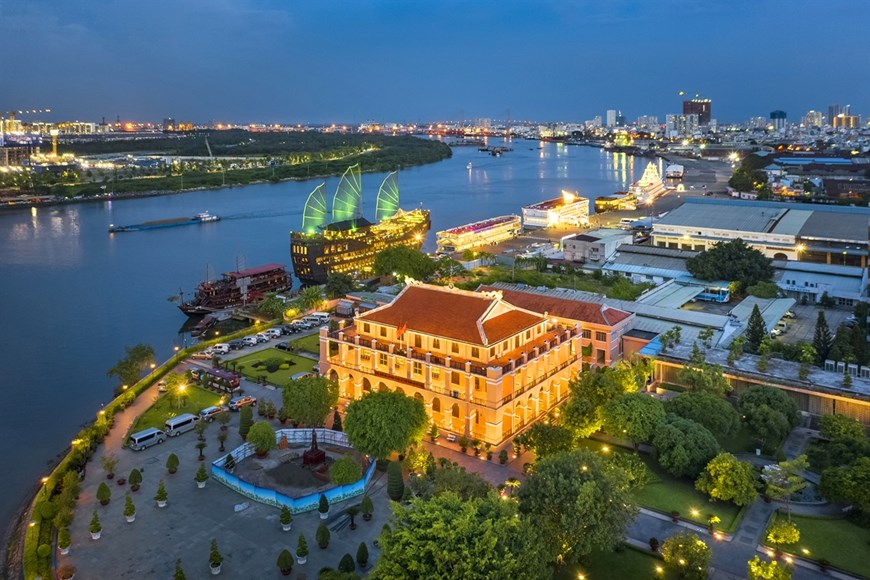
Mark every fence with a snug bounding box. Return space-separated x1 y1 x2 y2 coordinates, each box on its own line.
210 428 376 513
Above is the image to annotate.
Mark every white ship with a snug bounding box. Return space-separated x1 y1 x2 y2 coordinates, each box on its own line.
630 162 667 205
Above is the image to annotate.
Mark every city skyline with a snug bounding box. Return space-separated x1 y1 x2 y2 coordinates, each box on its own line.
2 0 869 124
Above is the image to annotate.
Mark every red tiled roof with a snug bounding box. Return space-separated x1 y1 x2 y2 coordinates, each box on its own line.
478 286 632 327
358 285 542 345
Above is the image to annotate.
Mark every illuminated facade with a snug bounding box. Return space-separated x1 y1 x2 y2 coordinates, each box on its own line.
435 215 522 254
319 283 587 444
682 99 712 125
522 191 590 229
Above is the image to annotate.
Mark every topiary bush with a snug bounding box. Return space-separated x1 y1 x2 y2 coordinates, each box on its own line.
387 460 404 501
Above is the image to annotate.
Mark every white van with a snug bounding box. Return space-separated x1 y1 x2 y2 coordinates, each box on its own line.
303 314 328 327
129 427 165 450
164 413 199 437
310 312 330 323
211 343 230 355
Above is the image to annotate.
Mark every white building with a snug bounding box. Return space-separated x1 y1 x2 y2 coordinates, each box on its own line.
606 110 617 127
522 191 590 229
562 229 633 264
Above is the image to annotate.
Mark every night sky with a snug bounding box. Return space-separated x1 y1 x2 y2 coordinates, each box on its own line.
2 0 868 124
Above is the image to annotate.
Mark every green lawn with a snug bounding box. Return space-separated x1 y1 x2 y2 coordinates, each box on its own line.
131 385 221 432
555 546 673 580
229 348 316 386
576 438 743 533
292 333 320 355
764 514 870 577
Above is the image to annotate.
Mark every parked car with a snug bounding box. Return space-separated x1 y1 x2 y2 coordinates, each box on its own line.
783 310 796 319
770 328 783 337
242 336 259 347
156 380 168 393
228 339 245 350
255 333 270 343
280 324 298 335
229 396 257 411
211 343 230 355
275 342 291 351
265 328 282 339
199 405 229 422
190 351 213 360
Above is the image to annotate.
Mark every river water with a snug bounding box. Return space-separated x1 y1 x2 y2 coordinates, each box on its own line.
0 139 654 526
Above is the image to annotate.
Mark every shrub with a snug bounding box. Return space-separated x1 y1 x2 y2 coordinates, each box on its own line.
356 542 369 567
297 533 309 558
174 559 185 580
361 494 373 519
195 463 209 483
209 539 223 568
767 519 800 546
318 494 330 514
280 505 293 526
154 479 168 502
239 406 253 439
128 468 143 490
279 363 290 370
316 523 330 548
387 461 404 501
329 456 362 486
166 453 180 474
89 510 101 534
499 449 509 464
338 553 356 573
277 549 294 574
124 494 135 517
37 544 50 559
38 500 57 521
247 421 277 455
57 526 71 549
96 482 111 505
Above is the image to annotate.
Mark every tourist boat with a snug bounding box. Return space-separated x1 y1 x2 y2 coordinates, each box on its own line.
435 215 522 254
178 263 291 316
290 166 430 285
108 211 220 233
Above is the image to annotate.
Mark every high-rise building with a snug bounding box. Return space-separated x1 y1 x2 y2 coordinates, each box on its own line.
832 114 860 129
803 110 823 128
635 115 659 128
827 104 850 124
665 114 699 137
682 99 712 125
606 109 617 127
770 110 787 131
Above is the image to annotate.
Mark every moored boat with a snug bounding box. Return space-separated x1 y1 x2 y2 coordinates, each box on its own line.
109 211 220 233
179 263 291 316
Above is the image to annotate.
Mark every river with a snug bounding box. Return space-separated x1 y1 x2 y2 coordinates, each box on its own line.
0 139 656 526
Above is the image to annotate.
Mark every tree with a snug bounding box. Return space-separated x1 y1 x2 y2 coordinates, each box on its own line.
209 539 223 569
602 392 666 447
828 325 854 363
517 450 637 565
373 246 436 280
371 492 549 579
695 453 758 506
652 416 721 478
96 482 111 505
819 414 866 444
128 468 142 491
818 457 870 515
247 421 277 455
325 272 355 299
747 556 792 580
124 493 136 518
739 386 800 447
344 390 428 460
316 523 331 548
387 461 404 501
812 311 833 365
746 281 780 299
660 532 711 580
174 559 186 580
746 304 767 353
686 239 773 292
518 423 575 458
430 462 491 500
798 343 816 380
766 519 800 547
562 360 647 438
763 455 809 520
329 456 363 485
106 343 156 387
338 553 356 573
298 285 325 312
678 347 733 396
297 533 309 559
283 376 339 428
154 480 168 503
238 405 253 439
356 542 369 568
332 408 343 432
166 453 180 474
666 392 740 439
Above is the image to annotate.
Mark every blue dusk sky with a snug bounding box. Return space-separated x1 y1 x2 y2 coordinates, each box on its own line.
1 0 868 124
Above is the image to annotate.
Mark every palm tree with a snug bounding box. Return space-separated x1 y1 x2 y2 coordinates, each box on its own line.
298 286 324 312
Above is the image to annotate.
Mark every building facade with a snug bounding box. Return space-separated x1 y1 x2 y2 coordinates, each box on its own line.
682 99 712 125
319 283 586 445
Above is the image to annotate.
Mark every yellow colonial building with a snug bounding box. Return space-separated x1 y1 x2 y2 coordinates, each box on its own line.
319 282 585 445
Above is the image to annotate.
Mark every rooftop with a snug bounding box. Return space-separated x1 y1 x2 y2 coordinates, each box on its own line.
477 284 633 327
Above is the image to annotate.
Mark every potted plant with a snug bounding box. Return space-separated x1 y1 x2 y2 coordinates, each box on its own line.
670 510 680 523
278 406 290 425
101 454 118 480
216 411 231 432
174 559 186 580
356 542 369 569
339 554 356 573
316 523 330 549
648 537 659 553
166 453 180 475
818 558 830 572
209 538 223 575
499 449 509 464
276 549 294 576
471 438 481 457
296 534 308 564
116 475 126 486
96 482 111 506
318 494 330 519
458 435 469 454
361 495 373 521
154 479 168 508
280 505 293 531
217 431 227 452
128 469 142 492
58 526 71 555
484 442 492 461
346 505 360 530
267 402 277 420
195 463 209 488
57 564 76 580
429 424 438 442
257 399 266 417
89 510 102 540
124 494 136 523
196 441 207 461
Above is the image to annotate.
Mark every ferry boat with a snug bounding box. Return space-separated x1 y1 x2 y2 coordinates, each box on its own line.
630 162 667 205
178 263 291 316
109 211 220 233
435 215 522 254
290 166 430 285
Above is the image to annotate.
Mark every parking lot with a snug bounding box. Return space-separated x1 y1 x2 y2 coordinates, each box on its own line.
776 302 855 345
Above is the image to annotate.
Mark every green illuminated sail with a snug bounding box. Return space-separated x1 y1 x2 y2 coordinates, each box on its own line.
376 171 400 222
331 163 362 223
302 182 328 234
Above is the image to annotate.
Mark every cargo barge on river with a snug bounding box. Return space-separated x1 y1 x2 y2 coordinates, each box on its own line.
109 211 219 233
